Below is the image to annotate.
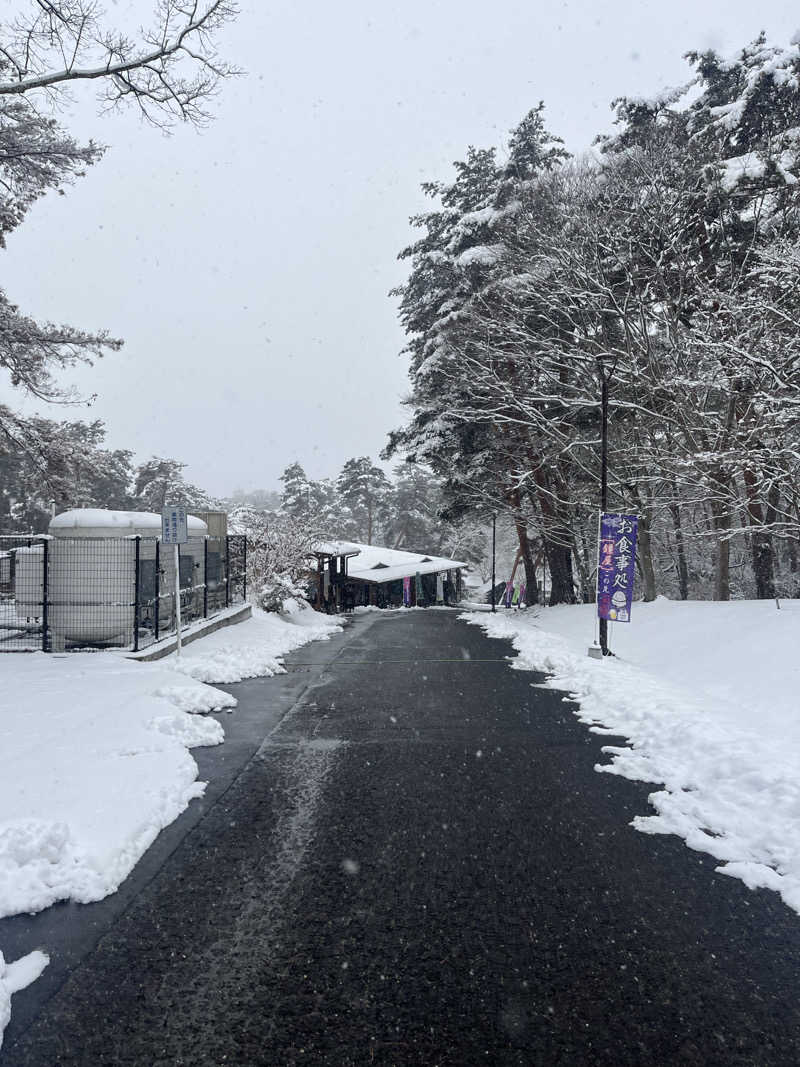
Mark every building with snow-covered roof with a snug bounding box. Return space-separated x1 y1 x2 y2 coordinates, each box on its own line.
310 540 361 612
313 542 466 609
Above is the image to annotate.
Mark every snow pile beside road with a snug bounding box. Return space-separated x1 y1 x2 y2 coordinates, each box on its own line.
0 655 233 922
0 607 343 920
0 949 49 1052
167 604 343 684
463 599 800 915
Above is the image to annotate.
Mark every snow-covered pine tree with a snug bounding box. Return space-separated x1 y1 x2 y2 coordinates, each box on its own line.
335 457 390 544
0 418 134 533
388 113 573 603
279 462 314 519
133 457 213 513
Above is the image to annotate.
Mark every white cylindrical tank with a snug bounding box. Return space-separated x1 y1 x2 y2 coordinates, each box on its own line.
47 509 208 644
48 538 135 643
14 545 44 619
49 509 208 539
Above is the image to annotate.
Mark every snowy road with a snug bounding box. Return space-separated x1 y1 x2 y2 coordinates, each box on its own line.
4 610 800 1064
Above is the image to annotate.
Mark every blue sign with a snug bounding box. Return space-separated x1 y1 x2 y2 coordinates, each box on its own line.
597 513 638 623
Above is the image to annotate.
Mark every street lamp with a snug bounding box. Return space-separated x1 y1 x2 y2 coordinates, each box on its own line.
597 354 614 656
491 511 497 613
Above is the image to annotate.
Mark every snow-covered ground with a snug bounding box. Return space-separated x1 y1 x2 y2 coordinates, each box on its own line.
164 600 343 684
463 598 800 916
0 603 342 1049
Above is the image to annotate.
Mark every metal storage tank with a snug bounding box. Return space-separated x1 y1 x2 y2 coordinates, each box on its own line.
47 509 208 645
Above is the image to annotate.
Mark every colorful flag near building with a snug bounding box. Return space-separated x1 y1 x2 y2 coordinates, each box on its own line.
596 513 638 623
403 575 411 607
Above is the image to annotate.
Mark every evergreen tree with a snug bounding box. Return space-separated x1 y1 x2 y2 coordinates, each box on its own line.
279 462 313 519
133 457 212 512
335 457 391 544
0 419 134 532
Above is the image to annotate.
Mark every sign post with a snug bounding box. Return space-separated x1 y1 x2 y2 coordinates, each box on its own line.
161 506 188 657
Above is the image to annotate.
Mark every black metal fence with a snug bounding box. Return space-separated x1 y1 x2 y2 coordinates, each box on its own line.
0 534 247 653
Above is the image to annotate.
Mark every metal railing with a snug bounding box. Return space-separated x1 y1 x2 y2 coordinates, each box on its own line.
0 534 247 653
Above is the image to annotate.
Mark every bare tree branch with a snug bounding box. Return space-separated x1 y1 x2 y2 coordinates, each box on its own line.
0 0 240 126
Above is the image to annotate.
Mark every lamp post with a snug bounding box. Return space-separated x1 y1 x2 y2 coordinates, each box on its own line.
491 512 497 612
597 355 612 656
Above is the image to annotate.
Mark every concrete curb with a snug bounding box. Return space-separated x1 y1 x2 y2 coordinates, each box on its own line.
127 604 252 662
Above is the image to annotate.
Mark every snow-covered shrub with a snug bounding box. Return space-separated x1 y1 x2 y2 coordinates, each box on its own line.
258 572 308 614
232 512 318 613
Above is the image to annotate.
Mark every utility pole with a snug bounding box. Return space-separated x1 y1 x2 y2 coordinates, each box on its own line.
491 512 497 613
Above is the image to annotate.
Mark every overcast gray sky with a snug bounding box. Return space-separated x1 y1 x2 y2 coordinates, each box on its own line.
4 0 799 497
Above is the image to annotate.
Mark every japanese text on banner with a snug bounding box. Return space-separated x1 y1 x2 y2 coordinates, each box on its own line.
596 513 638 623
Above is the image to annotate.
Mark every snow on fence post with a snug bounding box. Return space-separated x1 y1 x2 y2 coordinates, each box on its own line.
41 538 49 653
154 539 160 641
133 536 141 653
203 539 208 618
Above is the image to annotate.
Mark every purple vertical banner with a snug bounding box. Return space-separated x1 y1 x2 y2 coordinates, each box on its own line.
596 513 638 623
505 581 513 608
403 575 411 607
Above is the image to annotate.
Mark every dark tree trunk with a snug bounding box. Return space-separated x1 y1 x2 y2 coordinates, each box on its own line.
743 467 776 600
709 496 731 602
636 516 657 602
530 470 575 606
521 546 540 605
669 494 690 601
543 534 576 605
788 538 798 575
752 539 777 599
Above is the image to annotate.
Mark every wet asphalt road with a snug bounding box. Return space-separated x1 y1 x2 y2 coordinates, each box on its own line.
4 609 800 1065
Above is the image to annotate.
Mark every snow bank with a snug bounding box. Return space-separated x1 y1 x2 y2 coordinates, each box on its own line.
0 603 343 1046
165 603 342 684
0 655 233 921
463 598 800 915
0 606 342 923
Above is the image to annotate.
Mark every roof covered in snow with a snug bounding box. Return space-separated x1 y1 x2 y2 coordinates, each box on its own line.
313 540 362 558
49 509 208 537
343 543 467 584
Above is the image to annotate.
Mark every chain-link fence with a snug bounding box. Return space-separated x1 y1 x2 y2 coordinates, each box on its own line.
0 534 247 653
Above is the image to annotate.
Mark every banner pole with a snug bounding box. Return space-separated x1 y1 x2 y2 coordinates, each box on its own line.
595 509 602 648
